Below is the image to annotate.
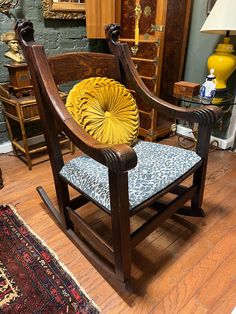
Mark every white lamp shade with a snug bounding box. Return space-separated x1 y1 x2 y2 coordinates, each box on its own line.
201 0 236 35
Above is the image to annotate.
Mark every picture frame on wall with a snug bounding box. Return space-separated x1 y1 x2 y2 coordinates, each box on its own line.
206 0 217 15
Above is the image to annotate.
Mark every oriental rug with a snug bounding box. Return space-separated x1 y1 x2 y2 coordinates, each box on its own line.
0 204 100 314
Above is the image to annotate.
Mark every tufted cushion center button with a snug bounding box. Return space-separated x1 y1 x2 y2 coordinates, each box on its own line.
104 111 111 118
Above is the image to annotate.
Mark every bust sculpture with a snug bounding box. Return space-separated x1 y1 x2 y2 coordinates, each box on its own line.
1 31 24 63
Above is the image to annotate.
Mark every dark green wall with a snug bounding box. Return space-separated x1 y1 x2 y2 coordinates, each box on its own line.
184 0 236 92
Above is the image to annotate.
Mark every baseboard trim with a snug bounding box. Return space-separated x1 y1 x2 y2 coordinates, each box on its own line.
176 125 234 150
0 134 45 154
0 141 13 153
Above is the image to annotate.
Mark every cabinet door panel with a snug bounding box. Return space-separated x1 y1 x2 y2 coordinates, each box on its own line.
139 111 152 130
133 91 153 112
142 78 156 94
133 60 157 77
139 0 157 35
120 41 158 59
120 0 135 38
86 0 120 38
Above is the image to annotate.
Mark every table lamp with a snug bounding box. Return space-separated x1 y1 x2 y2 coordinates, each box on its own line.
200 0 236 92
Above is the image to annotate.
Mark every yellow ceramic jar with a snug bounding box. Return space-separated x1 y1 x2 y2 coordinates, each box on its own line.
208 37 236 90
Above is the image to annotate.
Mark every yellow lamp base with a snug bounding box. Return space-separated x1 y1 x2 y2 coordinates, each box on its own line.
207 37 236 90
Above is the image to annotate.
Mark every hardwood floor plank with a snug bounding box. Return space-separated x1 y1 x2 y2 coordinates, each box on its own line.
131 188 236 301
142 234 213 299
151 227 236 313
197 251 236 310
210 284 236 314
178 296 208 314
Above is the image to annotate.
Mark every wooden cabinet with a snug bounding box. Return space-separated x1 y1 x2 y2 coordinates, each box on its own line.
86 0 121 38
86 0 192 141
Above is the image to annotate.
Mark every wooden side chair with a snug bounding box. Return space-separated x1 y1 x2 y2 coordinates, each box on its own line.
16 20 222 291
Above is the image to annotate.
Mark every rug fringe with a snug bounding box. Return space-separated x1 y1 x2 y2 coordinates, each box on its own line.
2 203 101 313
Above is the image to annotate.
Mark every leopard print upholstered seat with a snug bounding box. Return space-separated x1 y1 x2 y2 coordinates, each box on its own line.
60 141 201 211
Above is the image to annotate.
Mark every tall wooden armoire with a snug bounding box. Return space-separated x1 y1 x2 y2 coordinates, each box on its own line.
86 0 192 141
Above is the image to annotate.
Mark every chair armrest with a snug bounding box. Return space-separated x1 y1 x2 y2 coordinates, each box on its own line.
63 116 138 174
106 24 222 126
121 45 222 125
132 80 222 126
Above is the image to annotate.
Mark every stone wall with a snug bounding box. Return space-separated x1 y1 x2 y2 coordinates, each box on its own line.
0 0 106 144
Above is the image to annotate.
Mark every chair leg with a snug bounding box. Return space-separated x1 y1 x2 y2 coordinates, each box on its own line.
176 166 206 217
37 177 72 230
111 213 132 285
41 115 72 230
191 124 212 217
176 205 205 217
109 171 132 286
54 178 72 230
179 164 206 217
190 198 206 217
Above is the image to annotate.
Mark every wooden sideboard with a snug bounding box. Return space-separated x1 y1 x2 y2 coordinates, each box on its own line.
86 0 192 141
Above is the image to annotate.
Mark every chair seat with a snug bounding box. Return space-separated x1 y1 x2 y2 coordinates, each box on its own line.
60 141 201 211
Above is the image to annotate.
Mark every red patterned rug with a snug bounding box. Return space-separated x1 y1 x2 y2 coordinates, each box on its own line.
0 204 100 313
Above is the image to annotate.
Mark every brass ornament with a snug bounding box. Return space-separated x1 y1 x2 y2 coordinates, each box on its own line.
151 24 165 32
143 33 150 40
155 39 161 47
143 6 151 17
131 45 139 56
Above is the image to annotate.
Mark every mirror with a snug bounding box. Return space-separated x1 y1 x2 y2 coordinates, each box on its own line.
42 0 86 19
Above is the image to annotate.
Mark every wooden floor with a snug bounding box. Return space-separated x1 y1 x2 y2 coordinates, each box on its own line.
0 137 236 314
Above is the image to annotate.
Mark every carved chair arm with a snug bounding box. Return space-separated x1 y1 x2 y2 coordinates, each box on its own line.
60 116 137 174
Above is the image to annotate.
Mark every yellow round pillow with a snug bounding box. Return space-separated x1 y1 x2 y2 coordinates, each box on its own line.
65 77 139 145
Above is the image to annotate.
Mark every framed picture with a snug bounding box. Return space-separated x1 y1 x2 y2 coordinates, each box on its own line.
42 0 85 19
206 0 217 15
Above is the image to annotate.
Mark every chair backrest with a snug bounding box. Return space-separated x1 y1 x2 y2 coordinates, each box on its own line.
47 52 121 86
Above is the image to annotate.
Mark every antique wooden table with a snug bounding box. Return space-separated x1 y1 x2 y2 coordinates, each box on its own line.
0 83 70 170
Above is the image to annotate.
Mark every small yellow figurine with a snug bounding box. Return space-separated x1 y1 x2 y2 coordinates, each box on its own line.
1 31 24 63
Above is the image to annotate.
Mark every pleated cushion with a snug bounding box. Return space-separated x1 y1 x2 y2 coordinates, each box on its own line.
65 77 139 145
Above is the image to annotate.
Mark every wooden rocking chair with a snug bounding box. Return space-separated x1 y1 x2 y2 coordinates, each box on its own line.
15 20 222 291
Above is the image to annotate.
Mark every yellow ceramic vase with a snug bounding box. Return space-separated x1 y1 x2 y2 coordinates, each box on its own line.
208 37 236 90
